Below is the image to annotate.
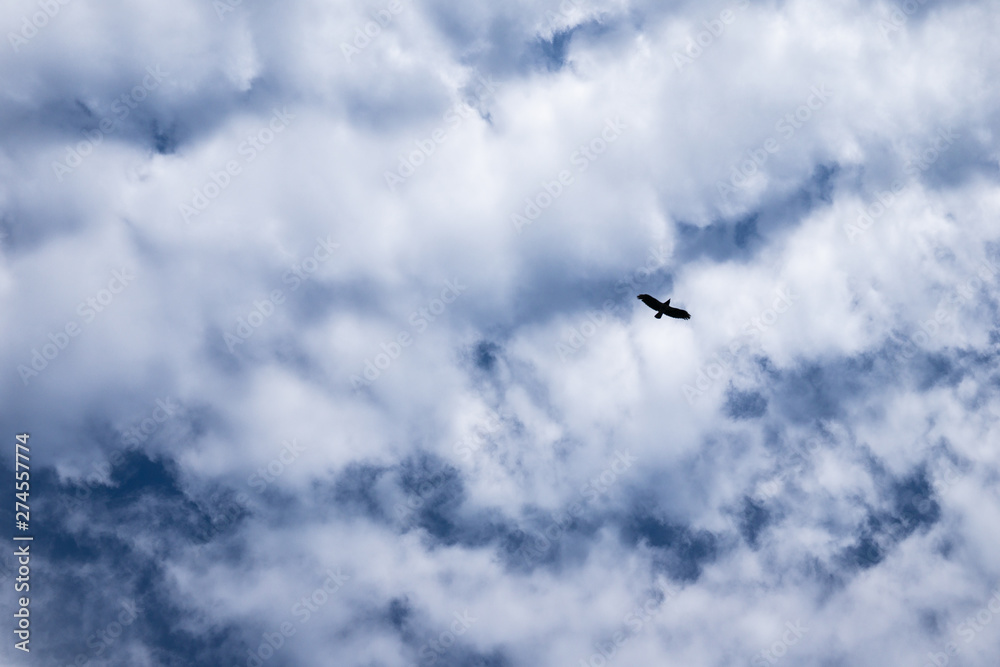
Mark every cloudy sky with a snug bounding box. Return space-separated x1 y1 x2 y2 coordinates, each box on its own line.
1 0 1000 665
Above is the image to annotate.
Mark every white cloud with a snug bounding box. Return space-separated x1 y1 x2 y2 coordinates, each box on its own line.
3 0 1000 665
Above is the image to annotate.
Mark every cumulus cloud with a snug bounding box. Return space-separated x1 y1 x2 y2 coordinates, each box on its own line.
2 0 1000 665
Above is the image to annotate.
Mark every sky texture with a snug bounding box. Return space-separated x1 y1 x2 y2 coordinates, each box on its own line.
1 0 1000 665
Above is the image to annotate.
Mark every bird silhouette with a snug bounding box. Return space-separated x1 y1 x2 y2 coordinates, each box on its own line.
637 294 690 320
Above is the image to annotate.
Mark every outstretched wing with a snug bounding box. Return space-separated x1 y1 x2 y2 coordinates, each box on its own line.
637 294 663 311
665 305 691 320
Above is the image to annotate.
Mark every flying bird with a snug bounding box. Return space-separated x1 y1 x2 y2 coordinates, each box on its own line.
637 294 691 320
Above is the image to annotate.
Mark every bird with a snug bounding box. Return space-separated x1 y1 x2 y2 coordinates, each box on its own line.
637 294 691 320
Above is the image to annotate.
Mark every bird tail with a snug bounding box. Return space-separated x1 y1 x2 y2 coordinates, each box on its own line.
655 311 663 319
